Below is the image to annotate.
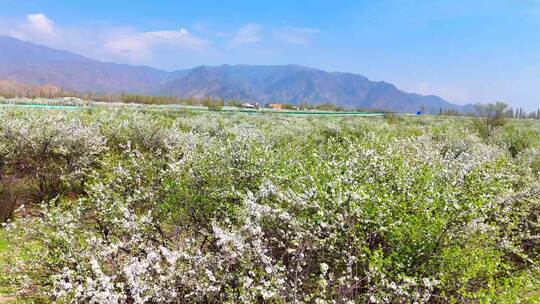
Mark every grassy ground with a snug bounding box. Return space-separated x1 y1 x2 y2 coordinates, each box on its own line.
0 230 16 303
1 227 48 304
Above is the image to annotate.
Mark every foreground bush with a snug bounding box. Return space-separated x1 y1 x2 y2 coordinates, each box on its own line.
1 108 539 303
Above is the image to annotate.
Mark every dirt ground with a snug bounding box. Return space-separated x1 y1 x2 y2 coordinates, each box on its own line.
0 296 16 303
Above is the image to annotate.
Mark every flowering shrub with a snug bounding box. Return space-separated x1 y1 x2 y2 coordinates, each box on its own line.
1 108 539 303
0 109 107 223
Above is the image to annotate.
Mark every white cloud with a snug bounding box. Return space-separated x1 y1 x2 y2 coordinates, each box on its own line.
9 13 59 42
0 14 320 69
26 13 55 35
273 27 319 45
0 13 212 65
145 29 209 48
105 28 211 60
228 23 261 47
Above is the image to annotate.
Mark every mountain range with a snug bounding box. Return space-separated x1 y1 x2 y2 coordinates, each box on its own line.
0 35 472 113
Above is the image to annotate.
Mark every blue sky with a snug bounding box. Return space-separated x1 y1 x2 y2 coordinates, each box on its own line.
0 0 539 110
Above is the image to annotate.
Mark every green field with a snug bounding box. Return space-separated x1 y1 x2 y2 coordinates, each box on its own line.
0 97 389 116
0 106 539 303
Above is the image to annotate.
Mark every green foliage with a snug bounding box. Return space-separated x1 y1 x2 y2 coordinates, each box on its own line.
492 125 540 157
202 97 224 111
227 99 242 107
315 103 343 111
281 103 297 110
473 101 509 138
120 94 189 105
440 109 459 116
0 108 539 303
383 111 403 124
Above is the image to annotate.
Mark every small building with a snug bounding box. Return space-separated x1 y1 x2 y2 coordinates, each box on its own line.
268 103 283 110
242 102 260 109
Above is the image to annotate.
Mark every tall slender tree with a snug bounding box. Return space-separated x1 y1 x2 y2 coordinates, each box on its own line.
474 102 508 137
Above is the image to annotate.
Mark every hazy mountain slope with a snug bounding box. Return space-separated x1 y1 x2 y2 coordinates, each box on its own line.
160 65 470 113
0 36 169 93
0 36 472 113
160 65 315 98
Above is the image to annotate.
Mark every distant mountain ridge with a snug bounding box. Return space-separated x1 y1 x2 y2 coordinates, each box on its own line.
0 36 169 94
0 35 473 113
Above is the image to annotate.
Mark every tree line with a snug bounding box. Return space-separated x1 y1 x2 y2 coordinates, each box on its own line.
1 87 540 118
